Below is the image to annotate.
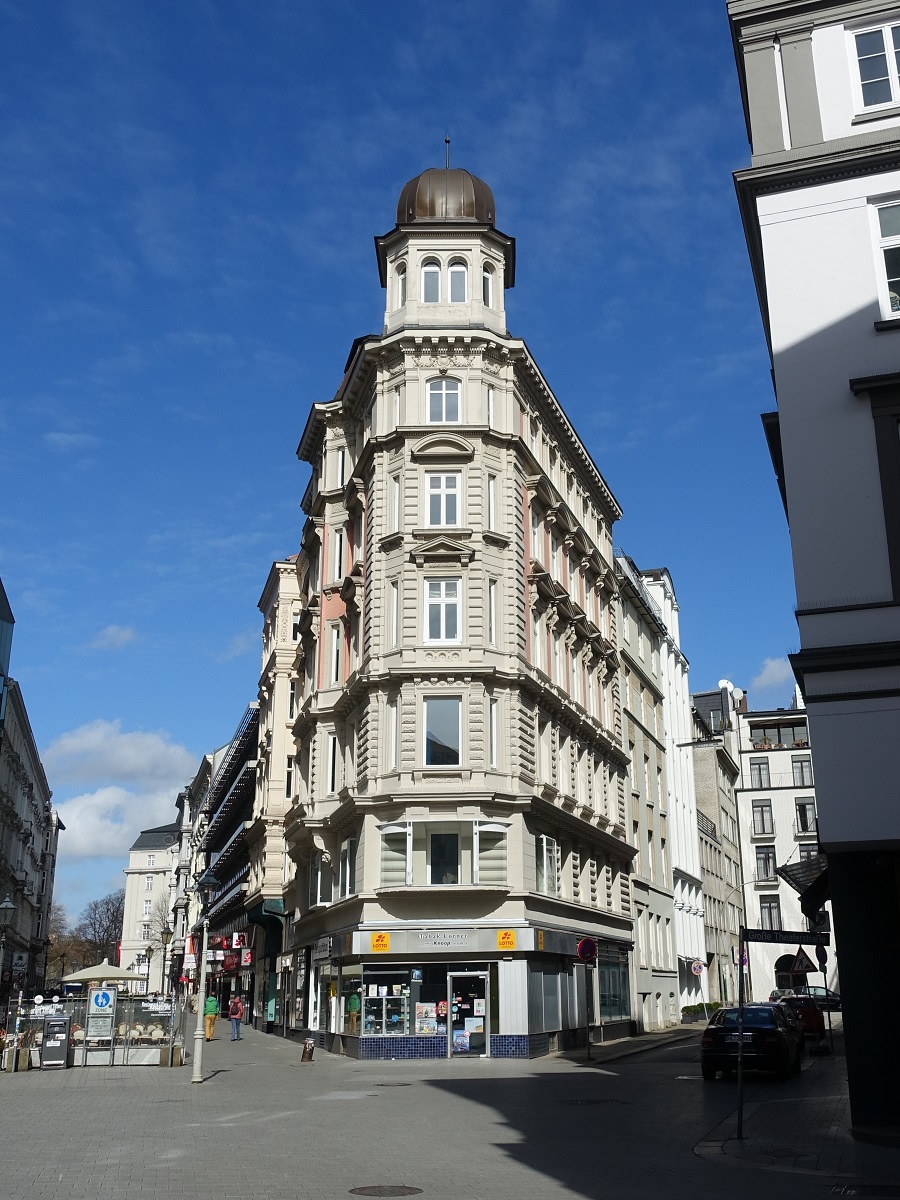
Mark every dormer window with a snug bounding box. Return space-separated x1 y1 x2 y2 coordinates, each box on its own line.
396 263 407 308
422 260 441 303
427 378 460 424
448 260 467 303
482 264 494 307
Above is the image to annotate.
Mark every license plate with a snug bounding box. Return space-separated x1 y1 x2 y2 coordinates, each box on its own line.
724 1034 753 1043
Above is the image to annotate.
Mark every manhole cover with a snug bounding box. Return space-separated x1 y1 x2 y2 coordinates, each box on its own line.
349 1189 423 1197
375 1082 412 1087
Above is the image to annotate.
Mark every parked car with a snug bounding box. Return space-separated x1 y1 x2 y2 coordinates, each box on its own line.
779 994 826 1040
700 1003 805 1081
769 988 795 1002
794 984 841 1011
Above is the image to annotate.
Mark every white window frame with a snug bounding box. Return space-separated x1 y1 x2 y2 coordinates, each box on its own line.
422 259 441 303
143 900 152 917
448 259 467 303
326 731 339 795
488 697 498 768
850 21 900 111
396 263 407 308
424 577 461 644
423 696 462 767
482 263 494 308
426 378 460 424
338 837 356 899
486 384 494 429
487 579 497 646
473 821 508 885
486 473 497 530
388 579 400 648
331 528 345 582
387 697 399 771
389 473 401 531
285 755 294 800
289 680 296 719
426 472 461 527
871 198 900 318
329 623 342 686
536 833 560 896
145 876 153 892
147 854 155 867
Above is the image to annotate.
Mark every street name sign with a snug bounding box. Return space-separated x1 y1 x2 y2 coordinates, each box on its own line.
742 929 830 946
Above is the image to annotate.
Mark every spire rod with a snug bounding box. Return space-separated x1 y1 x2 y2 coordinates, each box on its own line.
445 136 450 169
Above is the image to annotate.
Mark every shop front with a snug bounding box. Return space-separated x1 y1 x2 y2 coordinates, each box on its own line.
293 924 632 1060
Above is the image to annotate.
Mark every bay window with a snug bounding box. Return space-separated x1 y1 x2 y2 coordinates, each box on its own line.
424 696 461 766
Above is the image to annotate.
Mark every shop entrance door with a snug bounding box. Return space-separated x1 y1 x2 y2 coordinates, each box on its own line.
447 972 489 1058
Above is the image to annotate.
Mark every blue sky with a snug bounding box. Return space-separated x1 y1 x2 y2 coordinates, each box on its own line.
1 0 799 920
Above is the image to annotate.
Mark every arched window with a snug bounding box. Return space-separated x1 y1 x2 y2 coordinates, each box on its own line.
422 260 440 304
448 260 467 303
396 264 407 308
482 264 494 307
427 378 460 423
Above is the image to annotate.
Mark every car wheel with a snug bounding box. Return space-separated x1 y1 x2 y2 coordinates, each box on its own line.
701 1063 717 1081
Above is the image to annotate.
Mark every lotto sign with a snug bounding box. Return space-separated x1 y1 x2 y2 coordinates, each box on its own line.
371 932 391 953
497 930 517 952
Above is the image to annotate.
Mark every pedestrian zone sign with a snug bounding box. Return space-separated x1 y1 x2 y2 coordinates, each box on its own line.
790 947 818 974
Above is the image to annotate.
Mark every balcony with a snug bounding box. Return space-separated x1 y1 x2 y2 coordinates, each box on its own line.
752 871 779 890
749 820 775 841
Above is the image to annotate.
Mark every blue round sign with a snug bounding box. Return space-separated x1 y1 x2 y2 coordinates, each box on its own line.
93 990 112 1009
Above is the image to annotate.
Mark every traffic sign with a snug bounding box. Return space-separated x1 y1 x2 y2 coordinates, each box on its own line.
742 928 830 946
815 943 828 967
576 938 597 964
790 947 818 974
691 960 704 976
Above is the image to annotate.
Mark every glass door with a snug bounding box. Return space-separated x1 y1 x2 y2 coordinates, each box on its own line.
447 973 489 1057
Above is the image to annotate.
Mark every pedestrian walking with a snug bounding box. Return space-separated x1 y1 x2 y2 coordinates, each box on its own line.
204 993 219 1041
228 994 244 1041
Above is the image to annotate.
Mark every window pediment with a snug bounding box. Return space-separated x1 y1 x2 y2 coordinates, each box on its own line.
410 433 475 462
411 535 474 567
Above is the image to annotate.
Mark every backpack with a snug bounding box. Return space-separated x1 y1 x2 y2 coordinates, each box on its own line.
229 999 242 1018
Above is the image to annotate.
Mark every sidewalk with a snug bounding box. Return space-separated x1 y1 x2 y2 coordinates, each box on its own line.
694 1031 900 1183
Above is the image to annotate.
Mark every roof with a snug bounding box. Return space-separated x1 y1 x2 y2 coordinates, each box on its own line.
396 167 496 225
130 822 181 852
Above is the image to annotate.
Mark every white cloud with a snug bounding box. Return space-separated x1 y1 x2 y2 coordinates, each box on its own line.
751 657 795 694
44 431 99 452
217 628 259 662
89 624 136 650
43 718 196 787
44 720 198 864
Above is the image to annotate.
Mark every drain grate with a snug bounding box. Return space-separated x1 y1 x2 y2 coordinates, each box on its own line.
349 1189 423 1197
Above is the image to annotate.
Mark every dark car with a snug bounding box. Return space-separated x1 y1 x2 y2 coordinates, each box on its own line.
700 1003 805 1081
768 988 795 1002
794 984 841 1012
779 994 826 1040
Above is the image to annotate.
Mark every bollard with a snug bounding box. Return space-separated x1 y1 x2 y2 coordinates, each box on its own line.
301 1038 315 1062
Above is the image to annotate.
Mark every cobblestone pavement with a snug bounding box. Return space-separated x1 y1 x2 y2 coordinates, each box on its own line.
0 1020 895 1200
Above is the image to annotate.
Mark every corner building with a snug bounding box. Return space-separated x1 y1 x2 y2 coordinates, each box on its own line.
283 168 635 1059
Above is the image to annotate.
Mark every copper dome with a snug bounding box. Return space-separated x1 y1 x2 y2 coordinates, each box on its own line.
396 168 495 225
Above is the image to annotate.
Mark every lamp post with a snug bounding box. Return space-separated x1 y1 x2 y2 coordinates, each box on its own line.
160 925 173 998
144 945 154 994
191 870 218 1085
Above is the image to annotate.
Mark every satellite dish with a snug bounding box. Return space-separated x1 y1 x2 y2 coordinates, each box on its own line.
733 688 744 703
717 679 733 692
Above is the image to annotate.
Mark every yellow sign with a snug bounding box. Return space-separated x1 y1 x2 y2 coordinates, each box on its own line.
537 930 544 951
497 929 517 951
371 932 390 953
344 933 352 955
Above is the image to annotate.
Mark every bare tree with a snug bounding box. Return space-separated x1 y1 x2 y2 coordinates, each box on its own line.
74 889 126 963
146 894 174 954
46 903 92 980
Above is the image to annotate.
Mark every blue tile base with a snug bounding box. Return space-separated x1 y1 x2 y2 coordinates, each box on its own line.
339 1033 550 1060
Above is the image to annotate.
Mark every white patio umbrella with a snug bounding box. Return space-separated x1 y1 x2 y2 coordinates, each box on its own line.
61 959 145 984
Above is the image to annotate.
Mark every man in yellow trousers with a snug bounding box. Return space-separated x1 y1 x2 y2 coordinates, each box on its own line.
204 993 219 1041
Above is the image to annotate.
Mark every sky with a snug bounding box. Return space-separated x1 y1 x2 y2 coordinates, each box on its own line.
1 0 801 922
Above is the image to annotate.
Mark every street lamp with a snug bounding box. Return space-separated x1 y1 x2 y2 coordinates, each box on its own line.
144 945 154 994
191 870 219 1085
160 925 173 998
0 893 16 1001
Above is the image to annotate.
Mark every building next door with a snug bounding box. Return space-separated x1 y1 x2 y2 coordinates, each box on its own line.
448 972 489 1057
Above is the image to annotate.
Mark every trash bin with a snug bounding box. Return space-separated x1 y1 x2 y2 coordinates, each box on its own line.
40 1016 71 1070
301 1038 315 1062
